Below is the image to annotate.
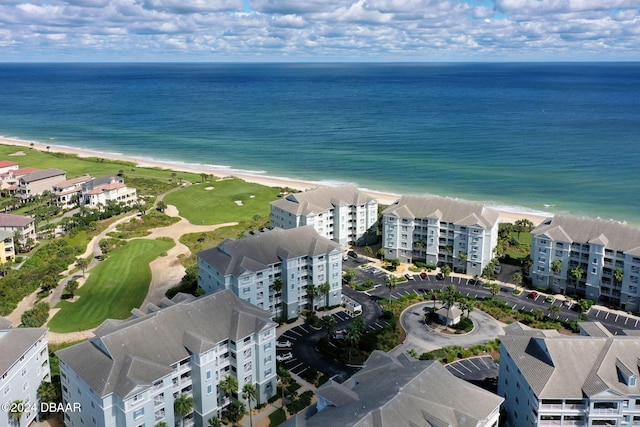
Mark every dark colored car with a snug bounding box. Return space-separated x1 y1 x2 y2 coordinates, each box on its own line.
420 272 428 279
348 250 358 258
436 272 445 280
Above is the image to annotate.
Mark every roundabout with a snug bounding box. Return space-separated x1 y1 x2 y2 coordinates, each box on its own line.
390 301 506 357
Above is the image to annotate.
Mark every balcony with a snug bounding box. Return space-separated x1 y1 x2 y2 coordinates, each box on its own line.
540 403 586 412
538 421 585 427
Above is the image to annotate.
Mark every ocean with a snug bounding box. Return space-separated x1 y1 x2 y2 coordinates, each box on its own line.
0 62 638 223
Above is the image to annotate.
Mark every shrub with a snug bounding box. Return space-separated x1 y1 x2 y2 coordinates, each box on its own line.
21 301 50 327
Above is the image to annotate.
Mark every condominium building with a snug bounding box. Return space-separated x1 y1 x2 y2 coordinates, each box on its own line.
283 350 502 427
197 226 342 320
0 213 37 251
56 290 277 427
499 322 640 427
530 216 640 310
270 185 378 247
81 175 137 208
0 165 36 192
15 168 66 202
0 318 50 427
0 231 15 263
382 196 499 276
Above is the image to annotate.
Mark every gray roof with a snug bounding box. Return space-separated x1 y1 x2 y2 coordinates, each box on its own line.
296 351 503 427
532 215 640 255
57 290 275 399
270 185 377 216
0 317 12 329
0 326 47 376
197 226 341 277
383 195 499 229
579 321 613 337
82 175 123 191
501 322 640 399
20 168 66 183
0 213 34 227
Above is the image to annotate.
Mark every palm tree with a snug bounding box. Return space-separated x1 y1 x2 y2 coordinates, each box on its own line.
174 394 194 427
318 282 331 308
441 288 456 327
512 272 523 291
614 268 624 286
377 247 386 260
9 399 23 427
441 264 452 278
548 304 561 319
273 278 283 317
306 284 318 313
345 323 362 363
207 417 222 427
321 314 336 342
489 282 500 299
220 375 238 406
12 229 22 253
156 200 167 212
364 246 373 257
570 265 585 294
242 384 257 427
384 275 398 302
277 367 292 411
76 256 90 277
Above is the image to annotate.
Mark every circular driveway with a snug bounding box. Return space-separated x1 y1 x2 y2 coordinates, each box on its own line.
390 302 506 357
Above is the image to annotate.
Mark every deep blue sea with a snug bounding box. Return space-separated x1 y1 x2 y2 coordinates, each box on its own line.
0 63 638 223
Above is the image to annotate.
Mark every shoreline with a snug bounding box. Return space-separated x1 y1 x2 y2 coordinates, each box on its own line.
0 136 549 226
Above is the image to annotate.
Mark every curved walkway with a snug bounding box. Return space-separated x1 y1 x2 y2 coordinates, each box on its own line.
390 302 507 357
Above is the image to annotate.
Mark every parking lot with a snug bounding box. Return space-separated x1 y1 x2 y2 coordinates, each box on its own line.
446 355 499 382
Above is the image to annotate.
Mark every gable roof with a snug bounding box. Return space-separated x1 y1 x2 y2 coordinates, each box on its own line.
501 322 640 399
303 351 503 427
0 213 34 227
0 160 18 168
270 185 377 216
57 290 275 399
383 195 499 229
20 168 66 183
0 326 47 376
532 215 640 252
198 226 341 277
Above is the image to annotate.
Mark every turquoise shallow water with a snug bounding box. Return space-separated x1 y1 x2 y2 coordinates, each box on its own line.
0 62 638 222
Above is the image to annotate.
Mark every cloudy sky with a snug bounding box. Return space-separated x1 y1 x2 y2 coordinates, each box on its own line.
1 0 638 61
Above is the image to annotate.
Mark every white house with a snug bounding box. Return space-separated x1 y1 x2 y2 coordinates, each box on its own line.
0 213 37 250
52 175 92 208
284 350 503 427
197 226 343 320
81 176 137 208
0 318 50 427
530 215 640 311
382 196 499 276
270 185 378 247
499 322 640 427
56 291 277 427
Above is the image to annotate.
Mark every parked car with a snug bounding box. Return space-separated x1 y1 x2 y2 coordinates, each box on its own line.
343 253 348 261
405 273 415 281
435 272 445 280
348 250 358 258
420 272 428 279
276 352 293 362
528 291 539 299
276 340 292 348
545 296 555 303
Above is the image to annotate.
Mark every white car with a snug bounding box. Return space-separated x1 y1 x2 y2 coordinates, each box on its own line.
276 340 292 348
276 352 293 362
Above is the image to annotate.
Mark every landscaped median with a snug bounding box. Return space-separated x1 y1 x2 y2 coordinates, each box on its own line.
47 238 175 332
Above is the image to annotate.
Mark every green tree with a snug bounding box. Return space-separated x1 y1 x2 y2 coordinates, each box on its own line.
489 282 500 299
306 284 318 313
277 367 292 410
384 275 399 302
155 423 169 427
513 218 534 239
207 417 222 427
440 264 452 278
65 279 79 297
174 394 194 427
318 282 331 308
156 200 167 212
76 256 91 277
273 278 283 317
532 308 545 321
377 247 386 260
227 400 246 427
614 268 624 285
512 272 523 291
9 400 23 427
578 298 594 314
321 314 337 342
242 384 258 427
220 375 239 405
344 269 357 288
551 259 563 275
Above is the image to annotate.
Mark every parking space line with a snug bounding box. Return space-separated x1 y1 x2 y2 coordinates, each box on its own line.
467 359 480 371
635 319 639 328
480 357 493 370
595 309 601 317
460 363 473 373
625 317 629 325
299 325 309 333
605 312 609 320
289 362 304 372
512 303 517 310
614 314 619 322
447 365 466 376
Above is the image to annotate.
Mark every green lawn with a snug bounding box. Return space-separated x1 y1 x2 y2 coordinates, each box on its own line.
0 143 200 182
48 238 175 332
163 178 281 224
268 408 287 426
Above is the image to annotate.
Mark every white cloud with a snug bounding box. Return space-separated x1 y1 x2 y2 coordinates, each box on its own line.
0 0 637 60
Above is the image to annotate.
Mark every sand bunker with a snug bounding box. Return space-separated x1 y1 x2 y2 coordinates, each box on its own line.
234 200 243 206
9 151 25 156
204 187 215 190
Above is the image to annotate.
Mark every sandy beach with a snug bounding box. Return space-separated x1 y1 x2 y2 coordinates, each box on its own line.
0 136 549 225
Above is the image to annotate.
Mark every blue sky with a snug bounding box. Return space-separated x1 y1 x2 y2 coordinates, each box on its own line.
1 0 638 62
